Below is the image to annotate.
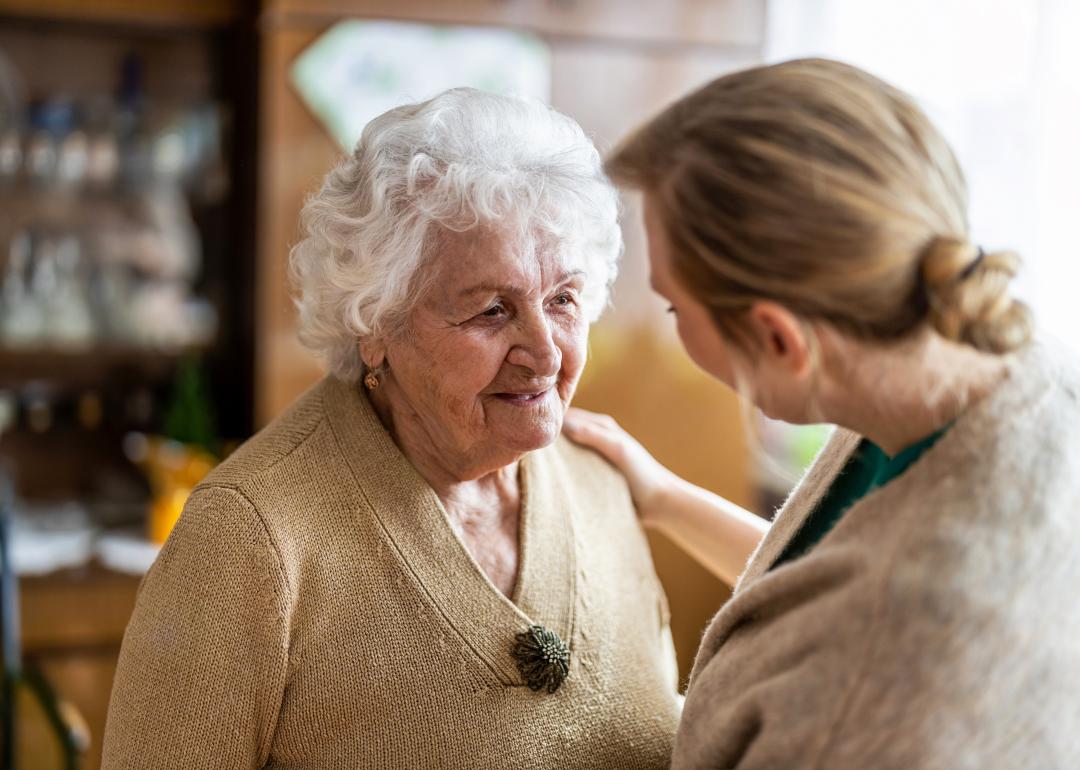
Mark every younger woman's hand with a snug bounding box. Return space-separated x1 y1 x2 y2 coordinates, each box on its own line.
562 407 676 526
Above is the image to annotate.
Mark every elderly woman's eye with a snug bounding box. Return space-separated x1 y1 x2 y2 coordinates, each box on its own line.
552 293 575 307
480 302 505 318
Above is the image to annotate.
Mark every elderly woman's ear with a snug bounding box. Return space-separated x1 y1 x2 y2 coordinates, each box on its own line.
359 337 387 372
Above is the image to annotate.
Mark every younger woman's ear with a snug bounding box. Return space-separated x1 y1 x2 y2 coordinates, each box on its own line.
746 301 811 378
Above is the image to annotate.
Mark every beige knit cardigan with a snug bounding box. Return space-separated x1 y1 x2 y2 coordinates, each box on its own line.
673 339 1080 770
102 376 680 769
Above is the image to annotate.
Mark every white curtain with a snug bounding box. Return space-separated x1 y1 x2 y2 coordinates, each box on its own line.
766 0 1080 351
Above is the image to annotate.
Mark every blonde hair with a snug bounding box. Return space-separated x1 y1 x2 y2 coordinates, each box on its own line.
607 58 1031 355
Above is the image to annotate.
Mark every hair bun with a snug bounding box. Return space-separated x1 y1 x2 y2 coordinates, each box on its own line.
920 236 1032 353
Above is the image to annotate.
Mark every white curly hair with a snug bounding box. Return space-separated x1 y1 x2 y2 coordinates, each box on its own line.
289 87 623 383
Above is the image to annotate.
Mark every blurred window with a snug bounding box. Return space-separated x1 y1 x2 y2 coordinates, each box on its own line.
767 0 1080 351
292 20 551 150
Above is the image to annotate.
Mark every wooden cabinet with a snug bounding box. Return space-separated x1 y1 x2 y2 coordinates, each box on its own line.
0 2 256 765
256 25 343 424
0 0 239 27
17 567 142 770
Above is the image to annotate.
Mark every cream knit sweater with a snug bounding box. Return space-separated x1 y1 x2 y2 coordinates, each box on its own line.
102 376 680 769
674 340 1080 769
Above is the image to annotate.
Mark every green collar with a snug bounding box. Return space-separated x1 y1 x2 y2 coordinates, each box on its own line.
771 425 949 569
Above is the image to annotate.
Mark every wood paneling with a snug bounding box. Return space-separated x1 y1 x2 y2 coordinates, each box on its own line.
573 327 752 681
261 0 765 50
20 653 118 770
0 22 216 109
550 42 758 326
255 26 339 424
0 0 238 28
21 567 140 649
19 566 142 770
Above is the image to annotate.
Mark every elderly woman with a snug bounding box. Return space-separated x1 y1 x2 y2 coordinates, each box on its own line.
102 89 680 769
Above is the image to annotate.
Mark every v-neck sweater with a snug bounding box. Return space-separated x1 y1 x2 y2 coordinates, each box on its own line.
102 376 681 769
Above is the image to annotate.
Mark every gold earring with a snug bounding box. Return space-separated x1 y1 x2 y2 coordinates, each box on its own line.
363 370 380 391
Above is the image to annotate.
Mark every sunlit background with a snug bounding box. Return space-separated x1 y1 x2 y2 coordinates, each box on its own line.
0 1 1076 766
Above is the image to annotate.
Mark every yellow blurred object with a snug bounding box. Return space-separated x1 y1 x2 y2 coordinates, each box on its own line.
147 486 188 545
124 434 218 545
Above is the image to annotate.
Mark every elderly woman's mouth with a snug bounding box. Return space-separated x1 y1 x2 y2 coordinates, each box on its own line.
493 389 551 405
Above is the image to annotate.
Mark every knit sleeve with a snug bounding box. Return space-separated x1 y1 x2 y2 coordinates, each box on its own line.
102 485 291 769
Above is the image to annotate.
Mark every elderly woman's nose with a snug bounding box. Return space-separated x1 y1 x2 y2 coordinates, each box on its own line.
507 311 562 376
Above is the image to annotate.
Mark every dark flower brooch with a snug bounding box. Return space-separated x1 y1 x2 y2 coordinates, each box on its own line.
512 624 570 694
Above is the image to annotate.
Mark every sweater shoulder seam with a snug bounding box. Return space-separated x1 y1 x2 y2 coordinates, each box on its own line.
194 482 295 605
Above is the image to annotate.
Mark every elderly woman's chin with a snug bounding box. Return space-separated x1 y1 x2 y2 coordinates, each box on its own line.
484 387 568 454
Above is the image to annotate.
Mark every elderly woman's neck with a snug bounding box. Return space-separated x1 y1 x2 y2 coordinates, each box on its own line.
410 444 522 508
367 385 523 503
367 383 523 596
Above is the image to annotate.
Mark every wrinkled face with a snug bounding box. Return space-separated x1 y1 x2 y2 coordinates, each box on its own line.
380 227 589 472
